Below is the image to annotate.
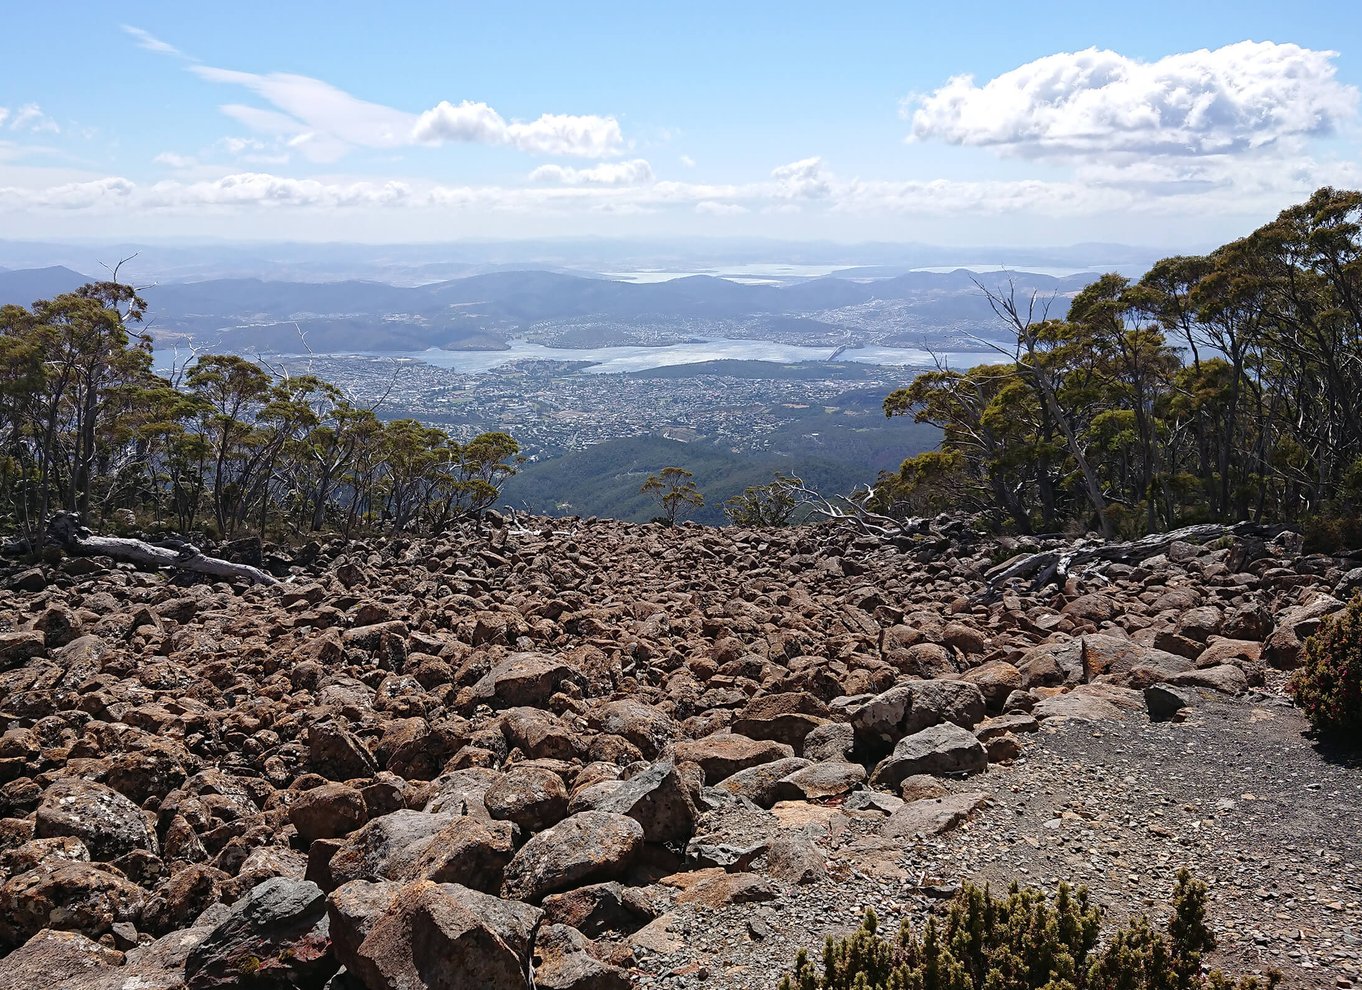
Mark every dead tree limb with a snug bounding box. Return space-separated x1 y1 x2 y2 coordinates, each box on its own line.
46 513 280 586
781 476 929 539
980 521 1291 600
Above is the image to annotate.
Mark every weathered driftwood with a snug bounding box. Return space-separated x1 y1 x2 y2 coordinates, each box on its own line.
47 512 280 586
980 521 1291 600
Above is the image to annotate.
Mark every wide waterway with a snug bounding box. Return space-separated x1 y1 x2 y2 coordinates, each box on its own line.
402 338 995 375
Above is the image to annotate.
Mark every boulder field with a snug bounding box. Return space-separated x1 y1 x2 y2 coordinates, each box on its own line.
0 516 1356 989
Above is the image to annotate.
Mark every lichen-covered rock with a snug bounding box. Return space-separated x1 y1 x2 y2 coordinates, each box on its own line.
0 861 146 947
35 778 158 861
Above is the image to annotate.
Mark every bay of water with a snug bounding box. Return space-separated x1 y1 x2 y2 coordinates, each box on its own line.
405 338 993 375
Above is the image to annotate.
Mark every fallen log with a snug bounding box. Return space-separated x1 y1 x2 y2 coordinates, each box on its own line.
979 521 1292 601
46 512 280 586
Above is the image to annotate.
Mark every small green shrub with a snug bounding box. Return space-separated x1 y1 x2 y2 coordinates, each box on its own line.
778 871 1278 990
1290 593 1362 742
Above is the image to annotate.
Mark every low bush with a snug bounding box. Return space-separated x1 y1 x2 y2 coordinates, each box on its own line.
778 871 1278 990
1290 593 1362 742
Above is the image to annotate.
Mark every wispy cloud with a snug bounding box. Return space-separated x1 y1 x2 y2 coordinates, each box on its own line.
127 27 628 163
1 104 59 135
121 25 185 57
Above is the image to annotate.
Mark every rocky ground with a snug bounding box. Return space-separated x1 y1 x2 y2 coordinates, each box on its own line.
0 515 1359 989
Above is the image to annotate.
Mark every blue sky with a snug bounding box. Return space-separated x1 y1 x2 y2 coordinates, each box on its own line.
2 1 1360 246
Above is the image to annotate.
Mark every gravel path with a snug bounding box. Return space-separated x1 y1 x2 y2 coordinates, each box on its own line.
627 690 1362 989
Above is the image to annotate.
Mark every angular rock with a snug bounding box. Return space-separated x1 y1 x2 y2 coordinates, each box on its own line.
672 733 793 783
330 879 541 990
289 783 368 843
485 766 569 834
501 812 643 903
184 876 335 989
869 723 987 789
579 760 697 844
35 778 158 860
772 761 866 802
881 791 989 839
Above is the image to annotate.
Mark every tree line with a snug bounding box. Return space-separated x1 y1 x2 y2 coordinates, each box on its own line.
880 186 1362 545
0 282 520 545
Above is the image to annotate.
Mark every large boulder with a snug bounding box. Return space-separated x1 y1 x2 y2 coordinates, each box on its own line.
576 760 697 843
501 812 643 903
184 877 334 989
329 879 541 990
35 778 158 860
0 861 145 947
288 783 368 843
533 923 631 990
869 723 987 789
672 734 793 783
850 679 986 750
470 653 577 709
485 766 569 834
881 791 990 839
731 692 832 750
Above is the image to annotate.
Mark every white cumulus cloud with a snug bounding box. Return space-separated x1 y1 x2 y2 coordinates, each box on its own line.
529 159 653 185
414 100 624 158
771 157 832 199
908 41 1359 159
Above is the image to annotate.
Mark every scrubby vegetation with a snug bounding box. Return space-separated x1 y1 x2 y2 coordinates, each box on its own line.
0 283 520 543
881 187 1362 546
640 465 705 525
779 872 1278 990
1290 593 1362 743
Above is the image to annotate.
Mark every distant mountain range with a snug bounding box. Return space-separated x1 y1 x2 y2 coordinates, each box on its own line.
0 264 1100 354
